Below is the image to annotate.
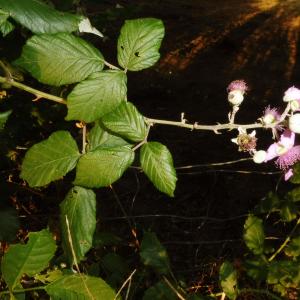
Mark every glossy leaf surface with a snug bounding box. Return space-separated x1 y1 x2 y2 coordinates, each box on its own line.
21 131 80 187
16 33 104 86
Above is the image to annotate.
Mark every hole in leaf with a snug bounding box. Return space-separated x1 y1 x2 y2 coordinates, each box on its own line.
120 45 124 50
134 51 140 57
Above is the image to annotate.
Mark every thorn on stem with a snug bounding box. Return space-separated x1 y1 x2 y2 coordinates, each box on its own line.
32 95 42 102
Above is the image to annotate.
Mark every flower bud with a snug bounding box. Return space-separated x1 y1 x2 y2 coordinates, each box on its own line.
253 150 267 164
228 90 244 106
262 113 275 126
289 113 300 134
290 100 300 112
283 86 300 102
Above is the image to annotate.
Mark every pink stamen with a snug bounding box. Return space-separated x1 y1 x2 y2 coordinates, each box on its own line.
276 145 300 170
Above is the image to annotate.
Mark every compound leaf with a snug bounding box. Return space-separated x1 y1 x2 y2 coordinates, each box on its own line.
219 261 237 300
102 102 147 142
117 18 164 71
140 142 177 197
45 274 116 300
21 131 80 187
60 186 96 265
74 146 134 188
15 33 104 86
285 236 300 257
66 70 127 123
1 229 56 290
0 0 82 34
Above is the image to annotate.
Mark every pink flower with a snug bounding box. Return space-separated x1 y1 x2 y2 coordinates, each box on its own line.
283 86 300 102
265 129 300 180
227 80 248 93
262 106 281 126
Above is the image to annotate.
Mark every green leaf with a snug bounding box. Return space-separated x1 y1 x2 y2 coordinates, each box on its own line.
87 121 130 152
291 163 300 183
102 101 147 142
267 260 300 296
244 258 268 281
35 269 63 284
21 131 80 187
243 215 265 255
0 110 12 130
60 186 96 265
1 229 56 290
15 33 104 86
140 142 177 197
66 70 127 123
0 9 14 36
280 199 297 222
285 236 300 257
74 146 134 188
117 18 164 71
140 232 171 275
219 261 237 300
0 20 14 36
0 0 82 34
143 281 177 300
287 187 300 202
45 274 117 300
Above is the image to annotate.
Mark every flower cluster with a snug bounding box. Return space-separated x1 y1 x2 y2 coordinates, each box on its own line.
228 81 300 181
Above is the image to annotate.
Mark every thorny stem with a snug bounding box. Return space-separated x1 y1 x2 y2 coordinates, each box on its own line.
268 215 300 262
0 76 66 104
82 123 87 154
0 286 45 296
103 60 121 70
145 117 265 132
1 75 291 135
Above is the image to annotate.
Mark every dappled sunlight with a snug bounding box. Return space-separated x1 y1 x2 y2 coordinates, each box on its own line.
250 0 279 10
159 11 259 71
159 0 300 81
231 1 300 81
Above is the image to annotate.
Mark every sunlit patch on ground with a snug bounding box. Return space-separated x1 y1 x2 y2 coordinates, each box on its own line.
250 0 279 10
159 0 300 82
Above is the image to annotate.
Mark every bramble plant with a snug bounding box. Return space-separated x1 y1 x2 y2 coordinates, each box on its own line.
1 1 300 299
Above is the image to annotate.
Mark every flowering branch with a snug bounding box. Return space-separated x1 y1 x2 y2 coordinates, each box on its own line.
145 117 265 132
3 73 300 182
